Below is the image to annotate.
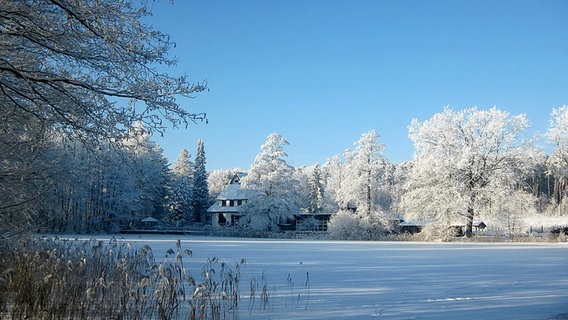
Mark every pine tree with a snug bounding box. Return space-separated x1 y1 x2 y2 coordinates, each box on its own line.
192 139 210 222
169 149 194 224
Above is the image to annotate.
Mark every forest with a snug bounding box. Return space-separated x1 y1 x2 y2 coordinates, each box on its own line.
1 0 567 240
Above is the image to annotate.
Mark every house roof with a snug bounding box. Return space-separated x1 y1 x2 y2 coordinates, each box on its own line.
400 220 430 227
207 204 245 213
216 183 257 200
207 175 258 214
450 221 486 228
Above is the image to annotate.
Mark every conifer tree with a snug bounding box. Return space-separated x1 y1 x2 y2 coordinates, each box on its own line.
192 139 210 222
169 149 194 224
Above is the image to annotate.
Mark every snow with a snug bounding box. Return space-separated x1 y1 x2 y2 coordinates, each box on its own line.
66 235 568 319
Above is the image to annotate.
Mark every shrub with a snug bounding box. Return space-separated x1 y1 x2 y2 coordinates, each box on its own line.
328 211 387 240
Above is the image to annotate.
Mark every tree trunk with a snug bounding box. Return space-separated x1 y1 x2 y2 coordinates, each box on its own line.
466 206 474 238
465 193 476 238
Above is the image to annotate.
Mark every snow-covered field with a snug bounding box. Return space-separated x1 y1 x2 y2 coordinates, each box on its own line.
69 235 568 319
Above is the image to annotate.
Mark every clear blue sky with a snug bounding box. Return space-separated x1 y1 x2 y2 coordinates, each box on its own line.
147 0 568 171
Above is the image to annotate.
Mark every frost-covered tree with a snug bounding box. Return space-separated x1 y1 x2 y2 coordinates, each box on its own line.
386 161 412 215
40 134 142 233
241 133 298 231
322 155 345 213
168 149 194 224
321 131 391 239
121 123 169 220
0 0 206 235
339 130 389 217
192 139 210 222
546 105 568 214
307 164 325 213
172 149 194 178
291 166 309 212
1 0 206 143
208 169 235 200
403 106 537 237
547 106 568 172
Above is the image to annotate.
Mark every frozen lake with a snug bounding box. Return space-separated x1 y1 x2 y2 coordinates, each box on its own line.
71 235 568 319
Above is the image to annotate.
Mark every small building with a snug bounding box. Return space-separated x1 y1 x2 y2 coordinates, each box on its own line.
294 212 333 232
449 221 487 236
207 173 257 228
399 220 429 235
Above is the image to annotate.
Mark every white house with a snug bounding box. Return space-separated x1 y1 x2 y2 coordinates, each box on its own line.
207 172 334 232
207 172 257 227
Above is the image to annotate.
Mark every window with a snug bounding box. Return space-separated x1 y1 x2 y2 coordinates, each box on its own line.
237 200 243 206
229 200 235 206
220 200 226 206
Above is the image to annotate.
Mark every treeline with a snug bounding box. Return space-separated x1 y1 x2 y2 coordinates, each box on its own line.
213 107 568 238
2 106 568 237
0 123 210 235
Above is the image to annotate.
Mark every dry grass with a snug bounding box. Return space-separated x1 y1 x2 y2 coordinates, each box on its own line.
0 237 265 320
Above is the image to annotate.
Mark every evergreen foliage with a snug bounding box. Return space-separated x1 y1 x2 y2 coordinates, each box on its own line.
192 139 210 222
168 149 194 224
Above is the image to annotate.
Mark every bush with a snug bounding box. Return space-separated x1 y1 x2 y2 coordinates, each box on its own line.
328 211 387 240
410 224 458 242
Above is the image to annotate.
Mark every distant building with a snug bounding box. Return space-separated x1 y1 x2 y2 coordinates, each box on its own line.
449 221 487 236
207 173 257 228
207 172 333 231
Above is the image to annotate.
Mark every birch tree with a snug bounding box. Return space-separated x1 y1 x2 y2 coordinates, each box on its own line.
404 106 536 237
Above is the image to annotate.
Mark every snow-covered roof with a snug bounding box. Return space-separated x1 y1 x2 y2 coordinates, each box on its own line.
141 216 159 222
449 221 486 227
229 172 248 185
216 183 257 200
207 203 244 214
400 220 430 227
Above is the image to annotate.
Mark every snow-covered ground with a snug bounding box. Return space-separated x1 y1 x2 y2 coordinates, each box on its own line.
67 235 568 319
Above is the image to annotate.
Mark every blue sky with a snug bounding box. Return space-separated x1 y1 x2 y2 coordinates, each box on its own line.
147 0 568 170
